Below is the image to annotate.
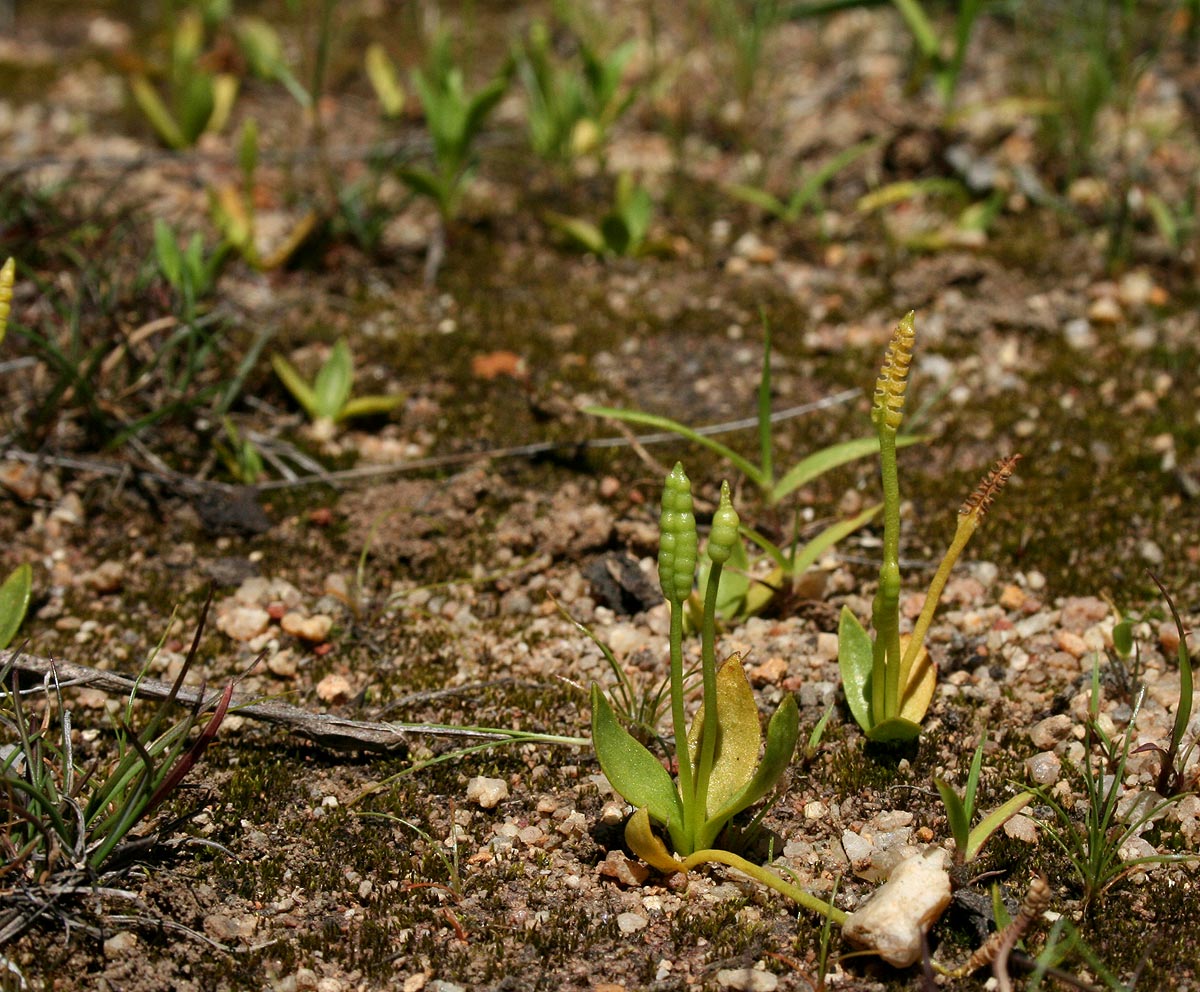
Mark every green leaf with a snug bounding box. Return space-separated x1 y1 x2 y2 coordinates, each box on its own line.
270 353 319 420
339 394 406 422
697 537 752 622
398 167 450 213
1112 618 1133 657
785 138 879 218
704 693 799 842
770 434 925 505
175 69 216 145
313 340 355 421
154 220 183 289
965 792 1033 863
582 405 765 488
130 75 186 149
962 734 987 819
463 76 508 146
238 119 259 182
865 715 922 744
0 563 32 650
783 501 882 579
935 778 970 855
617 179 653 248
547 213 609 255
599 213 632 256
590 686 682 828
726 183 788 217
837 605 874 733
365 43 405 117
234 16 285 79
687 655 761 818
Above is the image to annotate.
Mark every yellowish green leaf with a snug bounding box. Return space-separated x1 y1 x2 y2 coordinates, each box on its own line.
625 807 685 874
687 654 760 818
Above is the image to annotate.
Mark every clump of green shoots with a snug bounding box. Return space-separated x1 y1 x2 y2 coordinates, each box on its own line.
209 120 318 271
1139 575 1197 798
515 20 638 167
935 732 1033 867
1 593 233 946
839 312 1020 743
271 338 404 441
400 34 510 224
1032 657 1195 916
152 219 227 323
547 173 656 258
590 464 842 923
128 9 239 149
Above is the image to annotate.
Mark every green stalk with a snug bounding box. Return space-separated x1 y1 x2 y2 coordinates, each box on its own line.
682 848 846 924
692 560 724 846
668 595 696 843
874 424 903 721
898 514 975 689
757 315 774 488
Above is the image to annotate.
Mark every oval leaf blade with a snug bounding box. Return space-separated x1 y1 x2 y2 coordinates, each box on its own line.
837 605 874 733
687 654 761 818
590 685 681 828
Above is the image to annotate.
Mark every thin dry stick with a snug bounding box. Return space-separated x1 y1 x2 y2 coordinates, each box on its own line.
0 391 857 495
1 649 580 753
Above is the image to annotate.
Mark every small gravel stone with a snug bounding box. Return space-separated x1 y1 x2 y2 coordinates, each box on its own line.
1003 814 1038 843
617 911 648 934
266 647 298 678
998 584 1025 610
1056 630 1088 659
218 605 271 641
466 776 509 809
281 611 334 643
716 967 778 991
749 656 787 685
1025 751 1061 785
1030 714 1074 749
316 673 353 704
82 559 124 593
203 912 257 941
103 931 137 955
598 850 650 886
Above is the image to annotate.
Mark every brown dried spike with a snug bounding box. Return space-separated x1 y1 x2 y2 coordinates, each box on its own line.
959 454 1021 519
958 874 1051 976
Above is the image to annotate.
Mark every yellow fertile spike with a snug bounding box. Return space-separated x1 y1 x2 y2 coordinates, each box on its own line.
960 453 1022 521
0 257 13 343
872 311 916 431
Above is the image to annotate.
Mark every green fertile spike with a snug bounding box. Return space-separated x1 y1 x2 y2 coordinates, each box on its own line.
658 462 697 603
707 481 740 565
